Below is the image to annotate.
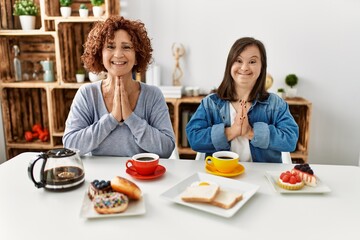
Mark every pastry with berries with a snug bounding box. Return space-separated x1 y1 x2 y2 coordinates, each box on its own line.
291 164 317 187
277 171 304 190
88 179 113 200
93 192 129 214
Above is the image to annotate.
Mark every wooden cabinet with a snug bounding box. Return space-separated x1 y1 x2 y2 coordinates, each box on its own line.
285 97 312 163
165 96 204 159
167 96 312 163
0 0 120 159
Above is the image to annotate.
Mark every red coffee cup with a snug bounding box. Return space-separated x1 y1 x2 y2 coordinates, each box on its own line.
126 153 159 176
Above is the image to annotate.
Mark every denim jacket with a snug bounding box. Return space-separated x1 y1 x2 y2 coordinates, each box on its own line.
186 93 299 163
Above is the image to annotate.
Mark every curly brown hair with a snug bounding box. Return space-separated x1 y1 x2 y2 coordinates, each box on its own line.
81 16 153 74
217 37 269 102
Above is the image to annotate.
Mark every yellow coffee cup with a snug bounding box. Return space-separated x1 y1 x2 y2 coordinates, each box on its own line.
205 151 239 173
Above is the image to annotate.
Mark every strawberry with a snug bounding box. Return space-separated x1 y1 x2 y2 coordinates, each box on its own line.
282 174 290 183
290 176 297 184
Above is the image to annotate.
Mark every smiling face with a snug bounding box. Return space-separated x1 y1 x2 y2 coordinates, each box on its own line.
102 29 136 80
230 45 262 92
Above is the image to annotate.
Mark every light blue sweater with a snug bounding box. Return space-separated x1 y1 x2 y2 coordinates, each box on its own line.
63 81 175 158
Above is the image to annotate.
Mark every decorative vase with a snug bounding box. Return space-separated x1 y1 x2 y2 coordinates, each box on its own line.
277 91 285 99
79 9 89 18
92 6 103 17
76 74 85 83
19 15 36 30
286 87 297 98
89 72 100 82
60 6 72 18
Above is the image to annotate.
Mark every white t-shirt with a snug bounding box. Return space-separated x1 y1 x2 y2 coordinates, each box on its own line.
229 103 252 162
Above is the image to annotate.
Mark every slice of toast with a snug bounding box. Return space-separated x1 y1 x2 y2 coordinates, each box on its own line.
210 190 243 209
181 185 220 203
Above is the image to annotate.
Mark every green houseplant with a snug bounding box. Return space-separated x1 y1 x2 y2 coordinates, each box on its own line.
60 0 72 7
91 0 104 17
277 88 285 99
285 74 298 98
13 0 39 30
75 68 86 83
79 4 89 18
59 0 72 18
91 0 104 6
13 0 39 16
285 74 298 88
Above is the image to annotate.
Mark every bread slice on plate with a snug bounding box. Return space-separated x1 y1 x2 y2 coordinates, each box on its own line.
211 190 243 209
181 184 220 203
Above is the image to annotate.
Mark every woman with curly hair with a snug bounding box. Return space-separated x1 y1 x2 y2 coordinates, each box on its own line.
63 16 175 157
186 37 298 163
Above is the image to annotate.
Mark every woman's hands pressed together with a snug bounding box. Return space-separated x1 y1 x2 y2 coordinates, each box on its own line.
111 76 133 122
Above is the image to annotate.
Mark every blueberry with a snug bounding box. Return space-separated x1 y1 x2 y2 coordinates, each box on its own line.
307 169 314 175
295 165 301 170
93 180 99 185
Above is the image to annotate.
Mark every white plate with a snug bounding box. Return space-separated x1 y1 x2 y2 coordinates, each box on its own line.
160 172 259 218
265 171 331 194
79 192 146 219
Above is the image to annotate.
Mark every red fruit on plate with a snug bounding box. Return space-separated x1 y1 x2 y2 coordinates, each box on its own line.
282 175 290 183
289 176 297 184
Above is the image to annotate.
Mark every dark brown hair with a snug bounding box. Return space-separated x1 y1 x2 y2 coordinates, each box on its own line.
217 37 269 102
81 16 153 74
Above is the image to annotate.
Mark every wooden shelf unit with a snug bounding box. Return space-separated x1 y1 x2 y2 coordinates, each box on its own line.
166 96 312 163
0 0 120 159
165 96 204 159
285 97 312 163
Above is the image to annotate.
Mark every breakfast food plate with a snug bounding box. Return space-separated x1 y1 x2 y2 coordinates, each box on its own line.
79 192 146 219
160 172 259 218
265 171 331 194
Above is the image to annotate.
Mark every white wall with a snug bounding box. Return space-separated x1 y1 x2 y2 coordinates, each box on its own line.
125 0 360 165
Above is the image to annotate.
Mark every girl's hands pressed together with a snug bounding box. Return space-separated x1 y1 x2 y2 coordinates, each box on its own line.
239 100 254 140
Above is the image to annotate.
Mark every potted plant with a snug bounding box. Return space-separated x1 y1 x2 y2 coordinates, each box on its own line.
79 4 88 18
285 73 298 98
59 0 72 18
91 0 104 17
75 69 86 83
13 0 39 30
277 88 285 99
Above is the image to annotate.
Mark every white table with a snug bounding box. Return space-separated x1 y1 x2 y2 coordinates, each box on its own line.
1 152 359 240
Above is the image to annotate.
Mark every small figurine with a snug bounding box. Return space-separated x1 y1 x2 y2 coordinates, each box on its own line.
172 43 185 86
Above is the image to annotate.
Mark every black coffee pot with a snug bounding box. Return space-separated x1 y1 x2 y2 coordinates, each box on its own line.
28 148 85 191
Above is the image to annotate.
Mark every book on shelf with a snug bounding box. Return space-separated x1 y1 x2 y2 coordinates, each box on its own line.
181 110 190 147
181 110 195 147
159 86 183 98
